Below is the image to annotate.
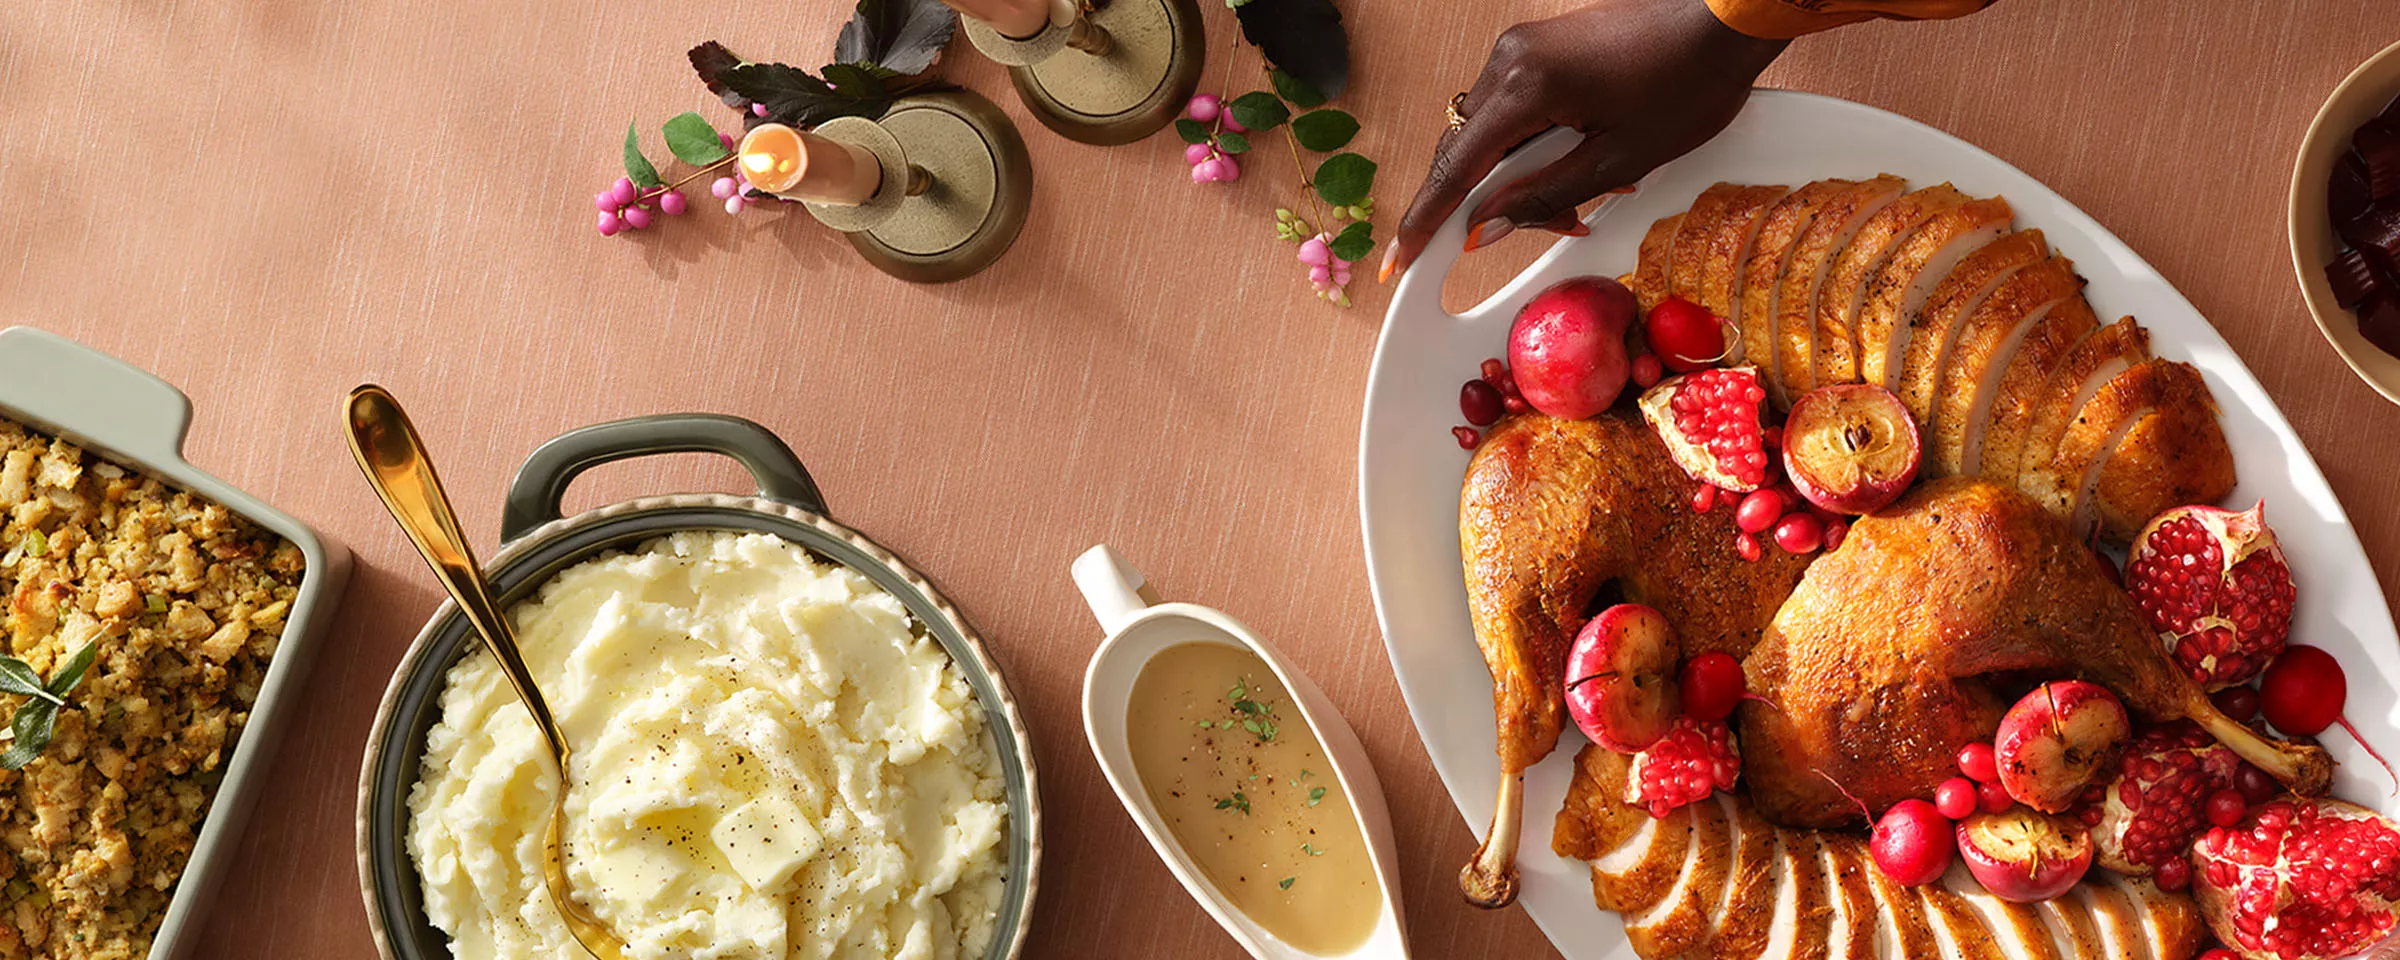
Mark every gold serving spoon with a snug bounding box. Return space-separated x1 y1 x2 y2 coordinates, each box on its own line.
343 385 628 960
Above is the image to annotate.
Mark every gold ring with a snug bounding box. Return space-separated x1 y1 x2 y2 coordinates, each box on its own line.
1446 92 1468 132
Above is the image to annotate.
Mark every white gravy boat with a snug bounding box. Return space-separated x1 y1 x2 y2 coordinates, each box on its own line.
1072 544 1412 960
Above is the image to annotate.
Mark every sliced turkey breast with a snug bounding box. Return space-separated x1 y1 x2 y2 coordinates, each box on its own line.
1938 863 2068 960
2018 318 2150 492
2066 881 2148 960
1774 176 1910 402
1635 214 1684 312
1812 184 1971 386
1781 831 1835 960
2034 895 2111 960
1741 181 1857 402
2100 874 2208 960
1981 295 2100 484
1698 185 1795 363
1558 746 1691 913
1596 807 1692 914
1921 879 2013 960
1823 835 1882 960
2024 359 2213 539
2091 392 2235 542
1672 185 1751 306
1896 231 2049 427
1627 793 1737 958
1699 802 1787 959
1859 198 2016 390
1930 256 2084 477
1867 852 1947 959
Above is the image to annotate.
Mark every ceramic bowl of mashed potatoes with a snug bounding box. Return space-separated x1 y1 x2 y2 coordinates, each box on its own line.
356 414 1040 960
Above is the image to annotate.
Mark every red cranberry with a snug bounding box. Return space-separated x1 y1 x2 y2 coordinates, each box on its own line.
1460 380 1505 425
1934 777 1978 819
1958 742 1999 783
1736 490 1783 534
1977 779 2014 814
2211 685 2260 724
2234 763 2278 806
1773 513 1824 554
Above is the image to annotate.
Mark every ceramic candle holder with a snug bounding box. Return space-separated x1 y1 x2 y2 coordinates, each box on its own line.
957 0 1203 145
757 92 1032 284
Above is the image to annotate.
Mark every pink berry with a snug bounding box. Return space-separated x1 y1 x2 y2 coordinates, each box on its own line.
724 196 746 215
1215 156 1241 182
1222 112 1248 134
1773 513 1824 554
1190 161 1216 184
623 206 653 230
658 191 688 216
595 211 623 236
610 177 637 207
1184 142 1215 165
1957 742 1999 783
1735 490 1783 534
1185 94 1221 123
1308 264 1332 284
712 177 739 200
719 132 737 152
594 191 617 213
1298 237 1332 266
752 103 770 117
1934 778 1977 819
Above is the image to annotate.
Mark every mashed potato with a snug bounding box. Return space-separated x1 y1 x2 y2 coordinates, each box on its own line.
407 531 1008 960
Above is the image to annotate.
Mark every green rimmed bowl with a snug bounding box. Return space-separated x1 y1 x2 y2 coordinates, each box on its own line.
355 414 1041 960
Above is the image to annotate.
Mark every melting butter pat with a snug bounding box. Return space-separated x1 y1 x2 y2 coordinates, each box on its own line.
713 793 823 895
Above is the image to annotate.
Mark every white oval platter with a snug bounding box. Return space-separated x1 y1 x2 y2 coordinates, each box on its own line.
1358 89 2400 959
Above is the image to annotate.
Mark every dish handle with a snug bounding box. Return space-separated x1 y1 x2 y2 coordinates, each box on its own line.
1072 544 1161 635
1387 127 1591 317
500 414 827 542
0 327 192 469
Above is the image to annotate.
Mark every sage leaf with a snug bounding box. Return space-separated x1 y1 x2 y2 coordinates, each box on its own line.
1235 0 1348 100
834 0 958 76
662 113 730 166
0 660 56 706
1313 153 1376 207
623 123 662 189
689 41 752 110
47 642 97 698
1228 92 1289 133
1216 131 1251 155
1175 118 1211 145
1289 109 1358 152
1329 220 1373 262
0 702 54 770
1271 69 1326 108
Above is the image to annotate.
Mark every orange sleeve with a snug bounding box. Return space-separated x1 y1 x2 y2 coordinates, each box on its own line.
1703 0 1997 39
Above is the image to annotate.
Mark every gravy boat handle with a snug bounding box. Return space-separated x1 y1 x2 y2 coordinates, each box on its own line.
1073 544 1162 634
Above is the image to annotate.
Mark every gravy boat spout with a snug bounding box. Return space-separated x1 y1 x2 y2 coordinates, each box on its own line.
1073 545 1411 960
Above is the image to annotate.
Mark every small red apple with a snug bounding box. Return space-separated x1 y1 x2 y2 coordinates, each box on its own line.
1564 604 1681 752
1994 681 2130 813
1956 807 2094 902
1508 277 1637 420
1781 384 1921 515
1871 798 1956 887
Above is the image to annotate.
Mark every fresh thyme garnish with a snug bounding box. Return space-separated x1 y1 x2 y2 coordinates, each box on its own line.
0 642 98 770
1278 876 1297 890
1307 786 1327 807
1226 675 1280 743
1214 792 1253 814
1301 843 1324 856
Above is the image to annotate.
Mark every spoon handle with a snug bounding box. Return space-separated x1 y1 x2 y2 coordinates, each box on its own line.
342 385 570 761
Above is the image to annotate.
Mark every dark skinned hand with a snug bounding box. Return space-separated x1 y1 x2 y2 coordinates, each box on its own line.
1382 0 1788 282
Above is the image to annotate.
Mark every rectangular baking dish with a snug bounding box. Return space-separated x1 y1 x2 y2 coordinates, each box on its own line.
0 326 352 960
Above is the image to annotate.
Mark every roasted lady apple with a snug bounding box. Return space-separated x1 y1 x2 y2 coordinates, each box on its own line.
1995 681 2131 813
1564 604 1680 752
1957 808 2094 902
1781 384 1921 515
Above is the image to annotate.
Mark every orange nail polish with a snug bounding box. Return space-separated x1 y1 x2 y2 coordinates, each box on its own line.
1544 220 1591 238
1378 244 1401 283
1465 218 1513 252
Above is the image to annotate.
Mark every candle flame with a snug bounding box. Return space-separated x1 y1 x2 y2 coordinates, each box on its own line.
740 153 776 175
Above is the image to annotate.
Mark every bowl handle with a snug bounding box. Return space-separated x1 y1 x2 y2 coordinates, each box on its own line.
1072 544 1160 635
1387 127 1593 317
0 327 193 469
500 414 827 542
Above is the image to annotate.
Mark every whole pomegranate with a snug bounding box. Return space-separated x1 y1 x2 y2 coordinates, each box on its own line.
2126 503 2295 690
2091 721 2243 880
2191 797 2400 960
1622 715 1741 819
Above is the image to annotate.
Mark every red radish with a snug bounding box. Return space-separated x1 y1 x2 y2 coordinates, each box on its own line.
1644 298 1730 372
1735 489 1783 534
1623 716 1741 818
1452 427 1480 450
2211 685 2261 724
1872 799 1956 886
1773 513 1824 554
2126 503 2294 690
1959 742 2000 783
1979 779 2015 814
1631 353 1664 388
1678 652 1746 723
1460 379 1505 425
1993 681 2130 813
1563 604 1681 752
1781 384 1921 515
1638 367 1772 491
1509 277 1637 419
2205 788 2247 828
1936 777 1979 819
1956 808 2094 902
2260 645 2344 736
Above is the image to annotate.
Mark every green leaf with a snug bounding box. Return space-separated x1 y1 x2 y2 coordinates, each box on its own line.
662 113 730 166
1174 118 1211 145
623 123 662 189
1235 0 1348 100
1271 69 1327 108
0 660 56 705
1328 220 1373 262
1227 92 1290 133
1313 153 1375 207
0 702 53 770
1215 131 1251 154
46 642 97 697
1289 109 1358 152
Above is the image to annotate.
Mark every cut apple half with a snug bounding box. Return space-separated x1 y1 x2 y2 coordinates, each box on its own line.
1783 384 1922 515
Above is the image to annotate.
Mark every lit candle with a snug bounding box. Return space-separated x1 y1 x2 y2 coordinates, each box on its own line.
943 0 1054 40
736 124 882 205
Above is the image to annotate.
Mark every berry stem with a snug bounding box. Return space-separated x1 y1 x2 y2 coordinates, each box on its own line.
646 153 741 200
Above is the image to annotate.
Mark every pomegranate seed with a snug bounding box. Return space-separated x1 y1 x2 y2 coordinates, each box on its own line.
1736 490 1784 534
2212 685 2261 724
2196 950 2239 960
1736 533 1762 562
1502 395 1530 415
1761 424 1782 449
1935 778 1978 819
1480 357 1507 383
1978 779 2014 814
1822 519 1849 551
1452 426 1480 449
1958 742 1999 783
1773 513 1824 554
2207 789 2249 828
1460 380 1505 425
1691 485 1719 513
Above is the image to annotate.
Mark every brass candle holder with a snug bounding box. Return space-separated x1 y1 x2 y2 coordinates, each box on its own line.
960 0 1204 145
750 92 1032 284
